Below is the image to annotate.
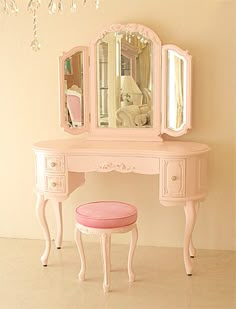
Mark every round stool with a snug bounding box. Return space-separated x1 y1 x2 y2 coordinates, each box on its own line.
74 201 138 292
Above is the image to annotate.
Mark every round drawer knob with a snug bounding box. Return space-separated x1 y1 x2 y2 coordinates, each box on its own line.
171 176 177 181
51 182 57 187
50 162 56 167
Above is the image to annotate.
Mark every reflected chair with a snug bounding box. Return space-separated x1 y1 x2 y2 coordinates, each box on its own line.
116 103 151 127
66 87 82 127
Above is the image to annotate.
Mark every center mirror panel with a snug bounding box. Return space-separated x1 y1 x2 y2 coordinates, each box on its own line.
97 31 153 128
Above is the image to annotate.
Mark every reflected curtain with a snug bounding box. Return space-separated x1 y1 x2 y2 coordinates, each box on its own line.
175 57 184 128
136 44 151 95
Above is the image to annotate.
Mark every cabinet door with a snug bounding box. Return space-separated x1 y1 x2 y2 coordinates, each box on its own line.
35 152 67 195
160 158 186 198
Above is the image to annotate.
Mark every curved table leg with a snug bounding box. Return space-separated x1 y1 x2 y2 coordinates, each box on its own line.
183 201 199 276
35 194 50 266
189 239 196 258
189 202 200 258
52 201 63 249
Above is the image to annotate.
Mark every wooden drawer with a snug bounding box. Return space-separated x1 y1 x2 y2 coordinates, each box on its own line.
45 156 65 173
160 158 186 198
45 175 66 193
68 155 159 175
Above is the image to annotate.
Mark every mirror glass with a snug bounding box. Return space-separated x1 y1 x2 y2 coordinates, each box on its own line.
166 50 187 131
97 32 153 128
63 51 84 128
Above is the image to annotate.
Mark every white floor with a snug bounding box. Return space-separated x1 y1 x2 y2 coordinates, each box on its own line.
0 238 235 309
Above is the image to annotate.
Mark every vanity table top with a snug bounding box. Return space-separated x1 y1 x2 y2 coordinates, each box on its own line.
33 139 210 157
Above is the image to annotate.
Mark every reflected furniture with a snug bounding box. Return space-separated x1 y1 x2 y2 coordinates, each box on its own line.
33 23 209 276
66 86 83 127
116 103 151 127
74 201 138 292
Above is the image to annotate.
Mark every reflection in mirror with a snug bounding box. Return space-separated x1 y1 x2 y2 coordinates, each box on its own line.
166 50 187 131
63 51 84 128
97 32 153 128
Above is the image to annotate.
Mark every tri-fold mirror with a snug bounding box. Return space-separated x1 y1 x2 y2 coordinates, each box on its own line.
59 24 192 140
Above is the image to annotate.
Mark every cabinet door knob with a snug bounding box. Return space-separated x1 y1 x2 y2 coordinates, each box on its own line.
50 162 56 167
171 176 177 181
51 182 57 187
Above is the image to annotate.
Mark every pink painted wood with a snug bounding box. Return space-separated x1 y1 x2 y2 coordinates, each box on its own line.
33 139 209 275
74 201 138 292
59 24 193 141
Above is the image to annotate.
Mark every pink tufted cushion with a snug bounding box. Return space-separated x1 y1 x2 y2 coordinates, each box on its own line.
75 201 137 229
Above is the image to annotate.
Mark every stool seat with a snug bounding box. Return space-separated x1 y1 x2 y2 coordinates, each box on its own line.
75 201 137 229
74 201 138 292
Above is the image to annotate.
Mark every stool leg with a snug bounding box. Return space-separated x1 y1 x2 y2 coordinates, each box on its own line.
74 227 86 281
99 235 111 271
101 233 111 292
128 224 138 282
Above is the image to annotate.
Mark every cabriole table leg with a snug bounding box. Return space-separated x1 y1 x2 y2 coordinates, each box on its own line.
36 194 51 267
183 200 199 276
52 201 63 249
189 202 200 258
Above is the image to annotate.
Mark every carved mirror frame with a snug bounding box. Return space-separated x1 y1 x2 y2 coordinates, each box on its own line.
59 24 192 141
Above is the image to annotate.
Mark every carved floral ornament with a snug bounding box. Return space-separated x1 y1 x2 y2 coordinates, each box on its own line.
0 0 102 51
99 162 135 172
99 23 160 44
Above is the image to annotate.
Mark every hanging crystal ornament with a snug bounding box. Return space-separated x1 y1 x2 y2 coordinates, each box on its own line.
9 0 18 14
2 0 10 14
48 0 57 14
70 0 77 13
28 0 40 13
58 0 63 13
2 0 18 14
1 0 104 50
95 0 99 10
28 0 41 51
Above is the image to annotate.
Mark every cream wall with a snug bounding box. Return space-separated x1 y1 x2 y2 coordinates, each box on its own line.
0 0 235 250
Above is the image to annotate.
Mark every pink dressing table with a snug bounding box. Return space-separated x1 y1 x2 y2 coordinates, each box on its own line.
33 24 209 276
